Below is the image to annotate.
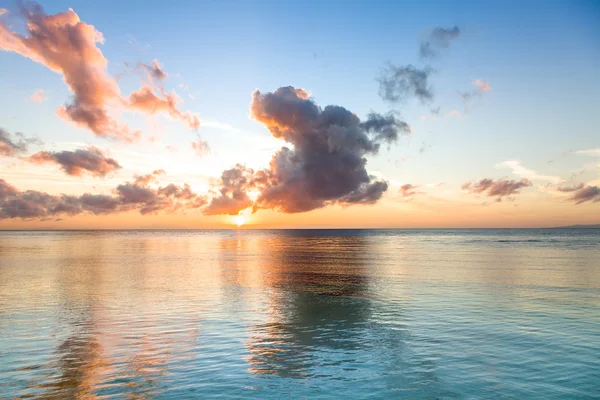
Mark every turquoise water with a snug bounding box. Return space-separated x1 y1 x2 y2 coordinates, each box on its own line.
0 229 598 399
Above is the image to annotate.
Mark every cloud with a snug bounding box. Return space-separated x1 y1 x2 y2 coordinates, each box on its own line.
400 184 419 197
0 3 139 141
0 171 206 220
205 86 411 214
460 79 492 112
29 89 47 103
0 3 200 140
28 146 121 177
204 164 255 215
462 178 532 200
191 138 210 156
378 63 434 104
564 185 600 204
127 86 200 129
445 109 460 118
576 148 600 156
557 183 600 204
556 183 584 192
497 160 562 184
0 128 40 156
419 26 461 60
140 59 167 82
0 8 8 16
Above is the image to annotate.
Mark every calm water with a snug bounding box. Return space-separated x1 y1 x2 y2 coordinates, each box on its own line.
0 229 599 399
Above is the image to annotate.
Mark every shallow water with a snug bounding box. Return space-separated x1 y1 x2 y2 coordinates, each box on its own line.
0 229 599 399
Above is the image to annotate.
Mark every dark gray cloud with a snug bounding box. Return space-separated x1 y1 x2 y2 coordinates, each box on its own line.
28 146 121 177
205 86 411 214
377 64 434 104
0 128 40 156
0 170 206 220
419 26 461 60
563 185 600 204
462 178 532 200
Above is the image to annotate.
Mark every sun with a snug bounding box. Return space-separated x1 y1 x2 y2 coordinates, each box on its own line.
233 215 246 227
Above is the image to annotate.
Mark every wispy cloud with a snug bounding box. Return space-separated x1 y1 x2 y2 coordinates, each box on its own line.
496 160 562 184
419 26 461 60
576 148 600 156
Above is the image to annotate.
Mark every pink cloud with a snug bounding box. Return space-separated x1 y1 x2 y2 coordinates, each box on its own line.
0 3 200 141
128 86 200 129
29 89 47 103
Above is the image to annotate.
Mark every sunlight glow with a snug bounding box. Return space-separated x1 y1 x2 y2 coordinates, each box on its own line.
233 215 246 227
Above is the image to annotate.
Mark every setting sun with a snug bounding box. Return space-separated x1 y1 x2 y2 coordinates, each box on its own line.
233 215 246 227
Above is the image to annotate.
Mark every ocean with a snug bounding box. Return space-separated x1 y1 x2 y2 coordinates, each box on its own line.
0 229 598 399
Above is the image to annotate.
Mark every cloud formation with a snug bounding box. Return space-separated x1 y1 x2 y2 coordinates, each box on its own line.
0 128 39 156
0 3 199 140
127 86 200 129
29 147 121 177
460 79 492 112
497 160 562 184
140 59 167 82
400 184 419 197
29 89 47 102
558 184 600 204
205 86 410 214
0 4 138 141
462 178 532 200
420 26 461 60
0 170 206 220
191 138 210 156
378 64 434 104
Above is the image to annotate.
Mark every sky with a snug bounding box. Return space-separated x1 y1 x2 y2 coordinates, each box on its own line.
0 0 599 229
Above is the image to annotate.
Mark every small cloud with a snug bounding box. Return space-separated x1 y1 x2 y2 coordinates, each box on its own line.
445 109 460 118
0 128 41 156
191 137 210 156
28 146 122 177
0 8 8 16
576 148 600 156
377 63 434 104
496 160 562 184
29 89 47 103
419 26 461 60
462 178 532 201
400 184 419 197
460 79 492 112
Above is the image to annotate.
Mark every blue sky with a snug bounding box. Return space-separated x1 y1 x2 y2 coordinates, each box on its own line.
0 0 599 227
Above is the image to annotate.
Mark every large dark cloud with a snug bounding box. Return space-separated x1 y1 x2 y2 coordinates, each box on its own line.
0 171 206 220
29 147 121 177
377 64 434 104
204 86 411 214
419 26 461 60
0 128 40 156
559 184 600 204
462 178 532 200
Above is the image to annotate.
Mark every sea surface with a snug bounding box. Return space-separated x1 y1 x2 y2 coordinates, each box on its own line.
0 229 599 399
